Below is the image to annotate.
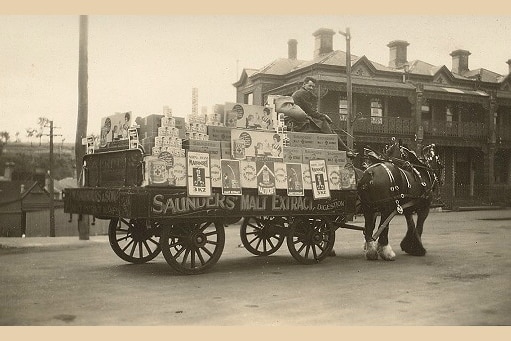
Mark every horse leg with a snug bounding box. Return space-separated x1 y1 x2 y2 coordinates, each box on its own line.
363 209 378 260
376 208 396 261
400 209 427 256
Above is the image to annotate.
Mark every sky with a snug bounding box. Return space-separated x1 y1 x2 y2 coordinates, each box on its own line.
1 13 511 143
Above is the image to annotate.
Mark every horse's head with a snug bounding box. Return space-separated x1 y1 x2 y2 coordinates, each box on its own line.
422 144 444 187
384 137 404 159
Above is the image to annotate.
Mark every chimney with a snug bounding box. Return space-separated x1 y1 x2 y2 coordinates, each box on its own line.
507 59 511 74
313 28 335 58
387 40 409 69
288 39 297 59
2 162 14 181
450 49 471 74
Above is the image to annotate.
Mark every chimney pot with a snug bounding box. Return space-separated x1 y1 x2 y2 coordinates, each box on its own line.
507 59 511 74
288 39 297 60
450 49 471 74
313 28 335 58
387 40 409 69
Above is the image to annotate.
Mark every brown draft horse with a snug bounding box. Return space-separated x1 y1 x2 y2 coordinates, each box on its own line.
356 139 443 261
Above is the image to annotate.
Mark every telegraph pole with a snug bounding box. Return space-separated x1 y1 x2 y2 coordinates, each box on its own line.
42 120 61 237
339 27 353 150
49 121 55 236
76 15 89 240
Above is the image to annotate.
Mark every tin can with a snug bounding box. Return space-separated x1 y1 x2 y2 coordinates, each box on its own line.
149 159 167 184
233 139 246 159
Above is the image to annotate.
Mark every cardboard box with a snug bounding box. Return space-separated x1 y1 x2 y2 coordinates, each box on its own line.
315 134 339 150
283 146 303 163
182 139 221 159
224 102 273 130
230 129 283 160
207 125 232 141
325 150 347 166
286 132 317 148
302 148 330 164
220 141 231 159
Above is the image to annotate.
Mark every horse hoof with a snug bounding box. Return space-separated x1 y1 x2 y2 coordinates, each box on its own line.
377 244 396 261
364 241 378 260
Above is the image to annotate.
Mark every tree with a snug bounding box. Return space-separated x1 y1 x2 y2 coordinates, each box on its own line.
25 128 37 146
0 131 9 158
37 117 50 146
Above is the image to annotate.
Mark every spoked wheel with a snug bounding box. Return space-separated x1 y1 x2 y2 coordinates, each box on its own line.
108 218 161 264
286 217 335 264
160 220 225 275
240 216 286 256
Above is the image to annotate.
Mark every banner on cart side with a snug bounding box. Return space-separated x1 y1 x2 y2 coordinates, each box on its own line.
151 191 348 217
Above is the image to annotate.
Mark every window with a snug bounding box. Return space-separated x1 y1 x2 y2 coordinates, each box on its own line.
370 97 383 124
446 106 453 127
244 93 253 105
339 96 347 121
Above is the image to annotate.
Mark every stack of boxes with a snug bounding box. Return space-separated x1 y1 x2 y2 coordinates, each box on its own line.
139 101 356 192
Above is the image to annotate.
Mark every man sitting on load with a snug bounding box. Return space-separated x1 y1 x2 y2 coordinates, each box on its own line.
276 76 352 154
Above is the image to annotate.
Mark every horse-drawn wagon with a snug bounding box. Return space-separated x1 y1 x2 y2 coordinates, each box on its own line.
64 147 362 275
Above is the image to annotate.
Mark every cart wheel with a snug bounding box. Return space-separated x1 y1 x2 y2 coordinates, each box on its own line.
108 218 161 264
286 217 335 265
160 220 225 275
240 216 286 256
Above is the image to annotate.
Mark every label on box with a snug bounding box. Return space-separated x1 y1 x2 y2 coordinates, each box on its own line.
286 163 304 196
302 164 312 190
286 132 317 148
327 165 342 190
283 146 303 163
303 148 329 164
274 162 287 189
326 150 347 166
187 152 211 197
256 161 276 196
220 141 231 159
221 159 242 195
183 139 221 159
210 159 222 188
340 166 357 190
230 129 283 160
240 160 257 188
224 102 271 130
310 159 330 199
315 134 339 150
207 126 232 141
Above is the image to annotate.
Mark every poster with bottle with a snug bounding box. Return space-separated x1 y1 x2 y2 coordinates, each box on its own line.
187 151 211 197
309 159 330 199
128 127 139 149
286 163 304 197
256 161 275 196
221 159 242 196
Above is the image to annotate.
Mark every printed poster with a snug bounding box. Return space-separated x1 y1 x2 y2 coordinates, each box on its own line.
310 159 331 199
187 151 211 197
286 163 304 197
256 161 275 196
221 159 242 196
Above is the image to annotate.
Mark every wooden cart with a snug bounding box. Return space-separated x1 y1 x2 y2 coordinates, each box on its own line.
64 148 361 275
